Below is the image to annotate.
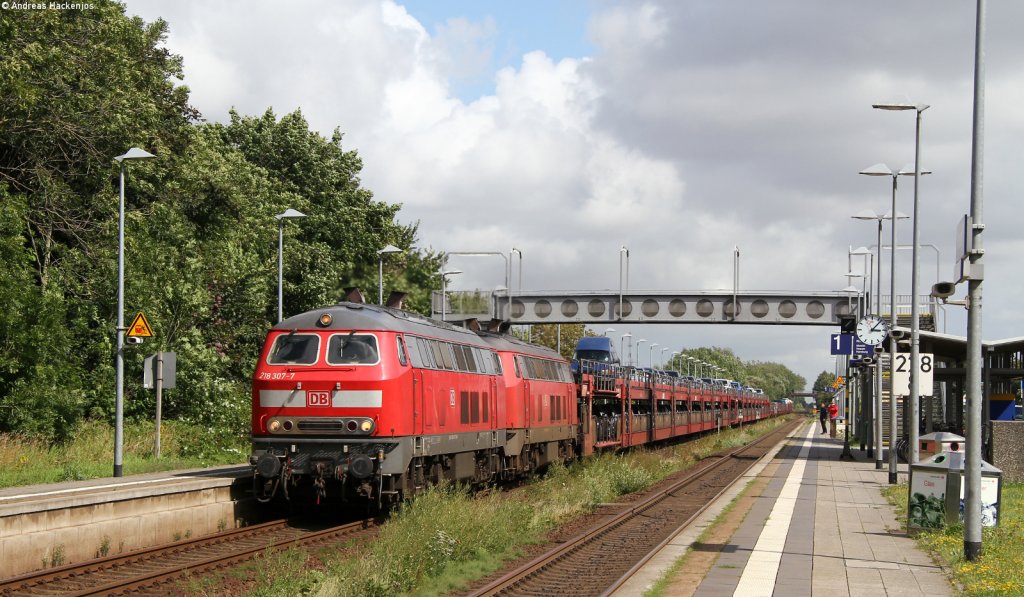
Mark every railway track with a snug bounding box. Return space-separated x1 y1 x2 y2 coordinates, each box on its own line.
467 418 804 597
0 516 378 596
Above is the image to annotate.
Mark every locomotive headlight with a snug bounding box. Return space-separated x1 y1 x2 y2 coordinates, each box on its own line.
317 313 333 327
360 419 374 432
268 420 282 432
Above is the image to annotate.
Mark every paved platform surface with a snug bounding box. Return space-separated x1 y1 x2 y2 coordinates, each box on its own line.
616 421 956 597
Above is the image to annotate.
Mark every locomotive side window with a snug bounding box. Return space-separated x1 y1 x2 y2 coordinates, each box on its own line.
492 352 503 375
452 343 469 371
267 333 320 365
406 337 426 368
326 334 379 365
462 346 479 373
396 336 408 366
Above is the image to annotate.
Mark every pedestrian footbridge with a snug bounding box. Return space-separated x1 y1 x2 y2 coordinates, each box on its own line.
436 290 867 326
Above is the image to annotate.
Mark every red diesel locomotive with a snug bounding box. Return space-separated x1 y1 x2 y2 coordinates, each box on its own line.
249 299 787 504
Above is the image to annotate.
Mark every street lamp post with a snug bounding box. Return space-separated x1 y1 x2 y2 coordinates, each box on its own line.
621 333 632 366
377 245 403 305
275 208 307 323
661 347 670 368
112 148 156 477
860 162 926 483
648 343 658 369
619 245 629 319
874 102 930 466
636 339 646 368
841 284 861 460
853 208 908 470
439 269 462 321
850 246 873 452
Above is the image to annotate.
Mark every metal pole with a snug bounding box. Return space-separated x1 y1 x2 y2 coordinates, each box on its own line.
910 106 928 465
277 220 284 323
441 274 447 322
888 173 900 484
115 162 126 478
964 0 986 562
378 255 384 305
155 352 163 459
875 220 884 469
733 246 739 321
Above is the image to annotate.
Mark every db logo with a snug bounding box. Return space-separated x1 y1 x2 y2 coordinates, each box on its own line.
306 390 330 407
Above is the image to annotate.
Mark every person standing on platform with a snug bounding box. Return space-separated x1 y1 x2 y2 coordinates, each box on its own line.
828 401 839 438
819 402 829 434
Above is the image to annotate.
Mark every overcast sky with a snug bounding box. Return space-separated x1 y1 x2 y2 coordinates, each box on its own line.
125 0 1024 389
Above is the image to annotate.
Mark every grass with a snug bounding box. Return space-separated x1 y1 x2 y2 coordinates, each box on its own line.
221 415 795 596
0 420 248 487
882 481 1024 596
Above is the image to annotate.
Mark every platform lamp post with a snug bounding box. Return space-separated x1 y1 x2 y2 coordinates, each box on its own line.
850 246 873 452
636 339 646 368
661 347 670 368
648 343 658 369
621 333 632 367
376 245 403 305
840 284 861 460
873 102 930 467
852 208 908 470
276 208 307 323
859 163 927 484
842 272 864 435
672 351 681 373
439 269 462 321
604 327 615 336
112 148 156 478
618 245 630 319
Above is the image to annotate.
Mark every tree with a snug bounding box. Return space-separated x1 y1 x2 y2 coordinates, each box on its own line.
812 371 838 402
528 324 590 360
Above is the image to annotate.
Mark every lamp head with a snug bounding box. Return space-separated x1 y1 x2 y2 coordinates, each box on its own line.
114 147 156 162
872 103 929 112
851 209 881 221
377 244 402 256
859 163 893 177
276 208 306 220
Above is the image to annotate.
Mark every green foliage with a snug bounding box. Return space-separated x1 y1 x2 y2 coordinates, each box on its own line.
665 347 805 399
0 8 443 443
886 483 1024 596
812 371 838 401
527 324 590 360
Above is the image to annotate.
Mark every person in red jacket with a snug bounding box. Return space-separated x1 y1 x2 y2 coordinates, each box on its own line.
828 402 839 438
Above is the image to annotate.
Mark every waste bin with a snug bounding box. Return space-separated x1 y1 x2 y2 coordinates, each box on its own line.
918 431 964 460
908 451 1003 531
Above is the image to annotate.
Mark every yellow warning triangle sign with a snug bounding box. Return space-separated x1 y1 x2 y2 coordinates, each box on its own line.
832 376 845 389
126 311 154 338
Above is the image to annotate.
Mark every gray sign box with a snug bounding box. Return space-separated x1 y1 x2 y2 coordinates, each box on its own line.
143 352 176 389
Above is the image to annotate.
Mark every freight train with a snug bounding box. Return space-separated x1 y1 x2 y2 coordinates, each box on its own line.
248 296 789 505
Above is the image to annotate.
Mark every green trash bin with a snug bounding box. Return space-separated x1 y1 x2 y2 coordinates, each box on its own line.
909 451 1003 531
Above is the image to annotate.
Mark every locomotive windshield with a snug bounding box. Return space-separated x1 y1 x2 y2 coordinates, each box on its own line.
327 333 379 365
267 333 320 365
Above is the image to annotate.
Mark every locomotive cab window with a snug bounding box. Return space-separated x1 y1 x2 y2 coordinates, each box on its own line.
326 333 380 365
267 333 320 365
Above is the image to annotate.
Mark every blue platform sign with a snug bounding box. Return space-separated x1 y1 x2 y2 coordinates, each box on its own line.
830 334 875 356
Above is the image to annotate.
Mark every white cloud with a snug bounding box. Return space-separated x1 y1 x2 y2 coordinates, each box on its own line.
123 0 1024 388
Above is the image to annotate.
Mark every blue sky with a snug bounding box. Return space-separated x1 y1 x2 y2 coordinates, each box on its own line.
399 0 595 101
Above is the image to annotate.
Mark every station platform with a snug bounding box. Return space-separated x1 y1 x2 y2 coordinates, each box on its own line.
615 421 955 597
